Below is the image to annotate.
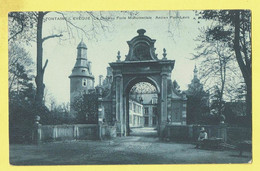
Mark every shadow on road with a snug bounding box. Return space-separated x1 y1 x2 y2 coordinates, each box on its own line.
130 127 158 138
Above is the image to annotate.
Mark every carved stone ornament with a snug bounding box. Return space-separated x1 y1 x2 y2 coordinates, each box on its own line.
125 29 158 61
130 82 157 94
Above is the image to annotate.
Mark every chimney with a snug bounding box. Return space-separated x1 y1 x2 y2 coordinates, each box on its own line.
99 75 104 86
107 67 112 77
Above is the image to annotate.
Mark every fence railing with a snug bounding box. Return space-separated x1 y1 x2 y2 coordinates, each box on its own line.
32 124 116 143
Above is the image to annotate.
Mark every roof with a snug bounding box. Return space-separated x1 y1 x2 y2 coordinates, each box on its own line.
77 40 87 49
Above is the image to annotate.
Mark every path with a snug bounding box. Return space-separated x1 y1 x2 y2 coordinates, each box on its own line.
10 127 252 165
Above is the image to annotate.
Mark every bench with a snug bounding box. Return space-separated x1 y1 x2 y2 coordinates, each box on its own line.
201 138 223 149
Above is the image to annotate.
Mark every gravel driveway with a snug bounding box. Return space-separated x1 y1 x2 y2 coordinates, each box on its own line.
10 127 252 165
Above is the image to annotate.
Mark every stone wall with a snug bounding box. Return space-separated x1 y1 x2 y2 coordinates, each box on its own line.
34 124 116 143
165 124 251 144
226 127 252 144
100 125 117 139
165 125 192 140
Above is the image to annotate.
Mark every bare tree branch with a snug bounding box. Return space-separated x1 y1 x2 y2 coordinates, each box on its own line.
42 59 48 73
8 14 24 41
42 34 63 42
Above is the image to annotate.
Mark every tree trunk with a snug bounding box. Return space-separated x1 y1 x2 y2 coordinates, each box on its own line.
35 12 44 106
234 10 252 120
219 78 225 116
246 81 252 121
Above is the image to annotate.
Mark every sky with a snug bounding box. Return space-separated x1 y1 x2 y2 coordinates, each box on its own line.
25 10 212 106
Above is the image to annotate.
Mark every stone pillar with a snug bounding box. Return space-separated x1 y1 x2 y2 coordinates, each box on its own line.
149 106 152 127
32 124 41 144
218 124 227 142
32 115 41 144
115 74 124 136
182 101 187 125
73 125 79 140
53 126 57 140
123 94 128 136
159 73 168 138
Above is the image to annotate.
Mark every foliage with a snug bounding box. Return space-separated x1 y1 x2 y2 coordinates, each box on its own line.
8 11 117 106
194 26 244 117
9 73 50 143
196 10 251 120
210 86 225 116
222 101 252 127
8 44 70 143
48 101 74 124
186 75 210 124
8 12 37 43
71 93 98 124
186 95 210 125
8 43 34 93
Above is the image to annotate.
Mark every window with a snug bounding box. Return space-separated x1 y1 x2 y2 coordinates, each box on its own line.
129 115 132 124
82 79 87 87
152 98 158 104
152 116 157 125
144 107 149 115
152 107 157 116
129 102 133 110
145 117 149 125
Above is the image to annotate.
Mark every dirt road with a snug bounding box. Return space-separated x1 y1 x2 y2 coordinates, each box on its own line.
10 127 252 165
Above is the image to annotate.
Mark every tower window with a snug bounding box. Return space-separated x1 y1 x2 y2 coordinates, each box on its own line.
82 69 85 73
82 79 87 87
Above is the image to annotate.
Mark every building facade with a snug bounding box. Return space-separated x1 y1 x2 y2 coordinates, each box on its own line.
143 95 158 127
131 93 158 127
129 99 144 128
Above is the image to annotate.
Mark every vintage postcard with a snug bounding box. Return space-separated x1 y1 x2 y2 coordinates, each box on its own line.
7 10 252 165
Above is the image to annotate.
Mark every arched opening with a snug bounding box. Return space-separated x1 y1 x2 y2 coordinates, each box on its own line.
124 77 160 137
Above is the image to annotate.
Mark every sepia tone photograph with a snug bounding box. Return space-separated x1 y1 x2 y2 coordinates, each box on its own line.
8 10 252 165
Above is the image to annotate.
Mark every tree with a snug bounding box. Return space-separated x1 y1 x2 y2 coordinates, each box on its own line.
185 69 210 124
8 44 36 143
197 10 251 119
193 34 236 116
210 86 226 118
8 12 36 44
71 93 98 124
47 98 72 124
8 11 116 107
8 43 34 94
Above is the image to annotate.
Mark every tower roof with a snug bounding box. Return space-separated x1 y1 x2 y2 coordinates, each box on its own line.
77 40 87 49
193 65 198 74
69 40 93 79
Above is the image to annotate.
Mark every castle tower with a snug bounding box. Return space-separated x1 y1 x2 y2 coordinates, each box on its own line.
69 40 95 111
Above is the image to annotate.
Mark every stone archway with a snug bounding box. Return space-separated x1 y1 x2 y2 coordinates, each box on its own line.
124 77 160 135
108 29 175 137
